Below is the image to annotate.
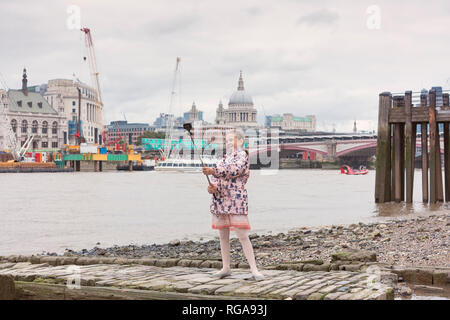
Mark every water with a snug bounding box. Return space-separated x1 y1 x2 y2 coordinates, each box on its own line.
0 169 448 256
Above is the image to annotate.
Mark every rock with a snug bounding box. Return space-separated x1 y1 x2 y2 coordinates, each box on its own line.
331 249 377 262
30 256 41 264
0 275 15 300
303 263 330 272
399 284 412 296
169 239 181 246
295 259 323 265
249 233 259 239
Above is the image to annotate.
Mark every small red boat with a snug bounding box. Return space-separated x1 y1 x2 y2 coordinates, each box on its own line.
340 165 369 175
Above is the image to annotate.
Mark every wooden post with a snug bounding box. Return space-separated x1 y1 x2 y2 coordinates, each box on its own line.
99 161 103 172
420 94 428 203
390 127 395 202
394 123 402 202
375 92 392 203
404 91 414 203
436 123 444 202
429 90 437 203
444 122 450 202
400 123 405 201
421 123 429 202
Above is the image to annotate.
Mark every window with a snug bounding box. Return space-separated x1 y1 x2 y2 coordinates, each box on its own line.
42 121 48 134
52 142 58 148
27 102 32 108
21 120 28 133
52 122 58 134
17 100 22 107
72 101 76 106
11 119 17 133
38 102 42 108
41 141 48 148
32 120 38 133
72 108 76 113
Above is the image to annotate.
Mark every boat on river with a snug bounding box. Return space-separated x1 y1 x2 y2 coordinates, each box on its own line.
155 156 218 172
340 165 369 175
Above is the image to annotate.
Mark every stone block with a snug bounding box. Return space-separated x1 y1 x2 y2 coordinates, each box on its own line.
189 260 204 268
141 258 157 266
0 275 15 300
30 256 41 264
177 259 192 267
432 271 449 286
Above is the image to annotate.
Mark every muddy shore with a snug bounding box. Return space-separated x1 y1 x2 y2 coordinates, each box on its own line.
57 213 449 269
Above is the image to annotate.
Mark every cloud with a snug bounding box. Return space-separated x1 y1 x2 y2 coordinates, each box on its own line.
297 9 340 27
1 0 450 132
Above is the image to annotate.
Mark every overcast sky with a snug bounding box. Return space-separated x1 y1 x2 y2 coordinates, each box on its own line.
2 0 450 132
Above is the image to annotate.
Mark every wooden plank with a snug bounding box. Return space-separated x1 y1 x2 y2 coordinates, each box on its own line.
444 122 450 202
389 106 450 123
404 91 414 203
375 92 392 203
421 123 428 203
412 122 417 195
394 123 402 202
429 90 437 203
391 128 395 201
436 123 444 202
400 123 405 201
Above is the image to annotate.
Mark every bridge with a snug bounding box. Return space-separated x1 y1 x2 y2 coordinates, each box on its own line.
249 134 378 162
249 133 446 167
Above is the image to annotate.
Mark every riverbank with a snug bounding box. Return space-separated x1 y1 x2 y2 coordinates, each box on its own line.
59 212 448 269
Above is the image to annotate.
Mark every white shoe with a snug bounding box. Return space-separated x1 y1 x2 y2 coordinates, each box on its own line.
252 272 265 281
212 270 232 278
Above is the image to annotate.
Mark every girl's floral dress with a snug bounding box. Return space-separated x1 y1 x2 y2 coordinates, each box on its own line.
210 149 250 230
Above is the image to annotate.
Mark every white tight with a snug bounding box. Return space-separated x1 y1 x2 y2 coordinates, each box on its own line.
218 228 259 273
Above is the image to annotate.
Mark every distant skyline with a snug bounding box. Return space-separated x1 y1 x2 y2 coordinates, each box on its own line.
1 0 450 132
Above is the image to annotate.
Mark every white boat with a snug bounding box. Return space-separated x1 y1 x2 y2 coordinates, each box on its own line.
155 156 218 172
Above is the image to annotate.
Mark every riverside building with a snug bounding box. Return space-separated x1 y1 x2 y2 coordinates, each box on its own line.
0 69 65 151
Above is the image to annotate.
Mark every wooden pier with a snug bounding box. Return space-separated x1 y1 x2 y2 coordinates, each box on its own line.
375 89 450 203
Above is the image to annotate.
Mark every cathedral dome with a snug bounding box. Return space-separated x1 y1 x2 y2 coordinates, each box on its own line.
228 71 253 106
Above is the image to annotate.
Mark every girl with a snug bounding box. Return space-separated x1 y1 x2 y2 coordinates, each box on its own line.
202 129 264 280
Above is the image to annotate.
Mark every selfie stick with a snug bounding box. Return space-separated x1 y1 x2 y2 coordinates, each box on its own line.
183 123 217 200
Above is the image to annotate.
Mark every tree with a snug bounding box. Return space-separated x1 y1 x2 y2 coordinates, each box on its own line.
136 131 166 145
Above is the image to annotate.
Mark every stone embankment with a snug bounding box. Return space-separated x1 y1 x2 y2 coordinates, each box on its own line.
0 261 395 300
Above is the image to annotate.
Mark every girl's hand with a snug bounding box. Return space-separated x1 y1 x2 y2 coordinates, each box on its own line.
207 184 217 194
202 166 214 175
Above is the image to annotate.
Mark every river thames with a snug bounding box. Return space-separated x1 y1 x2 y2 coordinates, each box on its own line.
0 170 448 256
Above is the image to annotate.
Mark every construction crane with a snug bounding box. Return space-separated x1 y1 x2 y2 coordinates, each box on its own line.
81 27 106 145
81 27 102 105
163 57 181 159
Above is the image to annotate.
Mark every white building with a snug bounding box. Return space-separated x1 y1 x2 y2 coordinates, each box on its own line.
267 113 316 132
0 69 66 151
215 71 258 128
43 79 103 144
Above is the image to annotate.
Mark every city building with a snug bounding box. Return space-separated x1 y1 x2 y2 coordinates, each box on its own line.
183 102 203 122
43 79 103 144
265 113 316 132
215 71 258 128
153 113 184 130
0 69 66 151
105 120 154 145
